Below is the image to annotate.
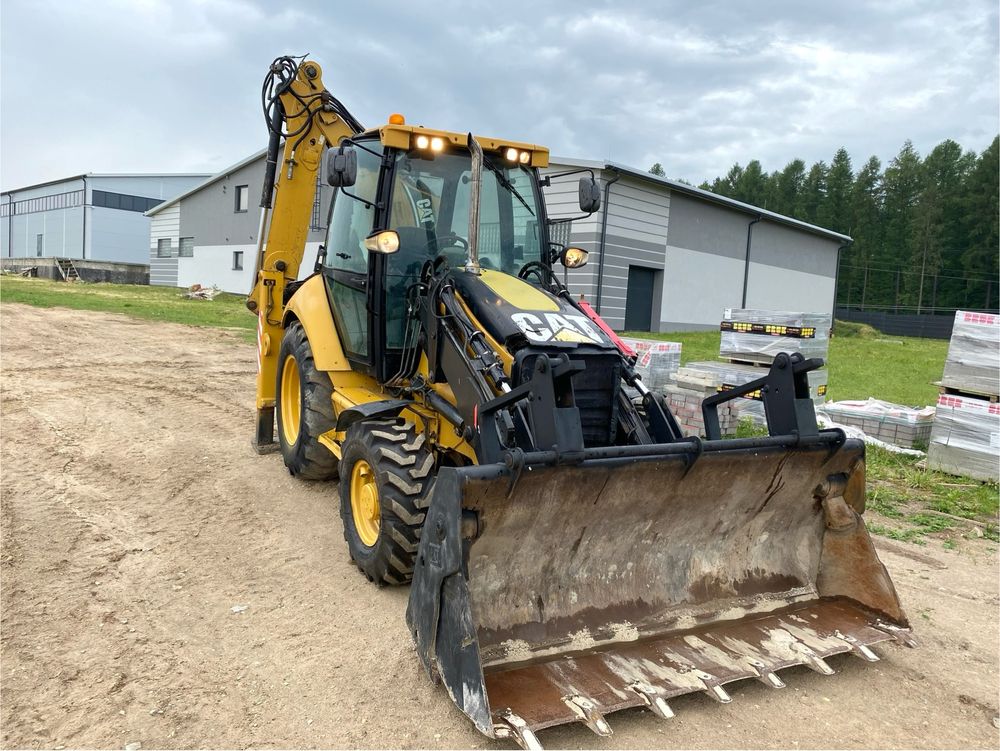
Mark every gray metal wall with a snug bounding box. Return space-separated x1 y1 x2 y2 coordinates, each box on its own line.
177 156 330 246
2 175 204 264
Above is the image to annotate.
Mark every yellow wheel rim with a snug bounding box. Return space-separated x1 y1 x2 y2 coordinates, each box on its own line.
280 354 301 446
350 460 380 547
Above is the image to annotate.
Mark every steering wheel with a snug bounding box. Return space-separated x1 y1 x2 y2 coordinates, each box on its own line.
517 260 549 284
429 232 468 252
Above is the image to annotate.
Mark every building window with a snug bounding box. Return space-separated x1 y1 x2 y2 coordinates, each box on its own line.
178 237 194 258
235 185 249 213
233 250 244 270
92 190 160 213
157 238 172 258
36 234 43 257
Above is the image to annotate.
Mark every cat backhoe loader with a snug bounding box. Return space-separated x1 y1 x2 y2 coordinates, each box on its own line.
247 55 912 748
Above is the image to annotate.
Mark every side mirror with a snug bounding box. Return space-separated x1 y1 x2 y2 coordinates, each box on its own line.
324 146 358 187
560 246 589 269
578 177 601 213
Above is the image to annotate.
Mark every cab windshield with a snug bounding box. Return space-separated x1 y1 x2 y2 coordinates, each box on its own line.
387 148 544 276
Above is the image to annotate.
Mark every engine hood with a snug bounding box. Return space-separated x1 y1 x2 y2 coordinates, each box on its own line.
450 269 616 351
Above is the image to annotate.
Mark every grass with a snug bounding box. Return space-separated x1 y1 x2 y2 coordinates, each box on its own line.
3 275 997 548
622 321 948 407
0 276 256 341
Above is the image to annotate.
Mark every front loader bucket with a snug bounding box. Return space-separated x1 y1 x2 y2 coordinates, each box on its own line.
406 435 912 748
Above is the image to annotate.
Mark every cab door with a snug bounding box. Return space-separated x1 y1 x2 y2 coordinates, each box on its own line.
322 141 385 364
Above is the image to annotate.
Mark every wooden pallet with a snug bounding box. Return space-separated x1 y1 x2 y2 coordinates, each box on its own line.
934 381 999 403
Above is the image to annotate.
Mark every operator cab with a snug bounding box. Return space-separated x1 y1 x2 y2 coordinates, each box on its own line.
319 124 566 382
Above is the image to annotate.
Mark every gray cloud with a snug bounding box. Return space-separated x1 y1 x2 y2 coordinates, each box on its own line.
2 0 997 190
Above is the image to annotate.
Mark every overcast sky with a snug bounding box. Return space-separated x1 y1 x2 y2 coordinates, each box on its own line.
2 0 997 191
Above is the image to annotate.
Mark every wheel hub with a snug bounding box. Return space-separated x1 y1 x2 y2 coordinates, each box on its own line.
350 459 380 547
280 355 301 446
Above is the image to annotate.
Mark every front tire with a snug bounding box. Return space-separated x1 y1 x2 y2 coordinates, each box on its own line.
339 420 433 585
275 322 339 480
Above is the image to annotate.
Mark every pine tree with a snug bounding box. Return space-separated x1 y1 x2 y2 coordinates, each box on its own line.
961 137 1000 309
799 162 829 224
773 159 806 216
845 156 884 308
649 163 665 176
881 141 923 308
821 148 854 233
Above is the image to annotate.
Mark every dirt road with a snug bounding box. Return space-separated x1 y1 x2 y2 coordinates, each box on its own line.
1 302 997 750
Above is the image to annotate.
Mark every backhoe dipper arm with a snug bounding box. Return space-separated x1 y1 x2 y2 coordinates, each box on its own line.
247 57 361 451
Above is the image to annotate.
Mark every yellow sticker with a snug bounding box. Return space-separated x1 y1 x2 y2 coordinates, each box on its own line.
553 327 592 343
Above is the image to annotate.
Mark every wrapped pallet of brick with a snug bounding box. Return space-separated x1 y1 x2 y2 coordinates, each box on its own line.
719 308 831 365
663 365 740 437
619 337 682 391
818 398 935 450
927 394 1000 482
941 311 1000 397
683 360 827 427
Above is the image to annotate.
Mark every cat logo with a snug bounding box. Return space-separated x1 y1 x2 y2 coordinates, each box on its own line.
416 198 434 225
510 312 604 345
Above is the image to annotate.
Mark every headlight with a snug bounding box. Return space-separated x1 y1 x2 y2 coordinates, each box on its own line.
415 135 430 149
561 247 589 269
364 230 400 254
430 137 444 152
518 151 530 164
505 147 518 162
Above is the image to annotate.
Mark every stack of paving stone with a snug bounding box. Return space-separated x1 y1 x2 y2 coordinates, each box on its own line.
662 366 741 437
819 398 935 450
940 311 1000 397
619 337 682 391
719 308 832 365
929 311 999 480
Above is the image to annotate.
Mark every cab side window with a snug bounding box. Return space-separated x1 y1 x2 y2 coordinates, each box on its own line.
324 141 384 359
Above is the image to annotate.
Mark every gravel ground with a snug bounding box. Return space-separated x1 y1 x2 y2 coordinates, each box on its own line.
1 302 997 750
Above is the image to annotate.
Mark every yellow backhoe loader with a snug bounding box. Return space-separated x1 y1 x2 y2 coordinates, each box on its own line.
247 55 913 748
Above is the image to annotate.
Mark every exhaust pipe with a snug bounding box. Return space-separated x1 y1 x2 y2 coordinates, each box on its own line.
465 133 483 275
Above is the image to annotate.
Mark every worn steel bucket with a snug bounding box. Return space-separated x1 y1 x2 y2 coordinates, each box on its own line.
406 436 911 748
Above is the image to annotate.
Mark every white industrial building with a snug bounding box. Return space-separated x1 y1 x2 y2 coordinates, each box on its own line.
147 151 849 331
1 173 209 265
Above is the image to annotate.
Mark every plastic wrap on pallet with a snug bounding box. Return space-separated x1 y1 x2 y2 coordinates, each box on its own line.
941 310 1000 397
719 308 831 365
818 398 934 450
927 394 1000 482
619 337 682 391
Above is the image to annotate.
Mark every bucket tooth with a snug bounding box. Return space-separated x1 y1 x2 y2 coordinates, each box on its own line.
495 710 542 751
562 694 613 737
875 620 917 648
627 682 675 720
833 630 880 662
694 670 733 703
745 658 787 689
790 641 835 675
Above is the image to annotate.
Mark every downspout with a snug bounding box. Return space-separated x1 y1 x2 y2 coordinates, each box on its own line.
832 240 851 328
81 176 88 260
595 167 621 315
740 214 762 308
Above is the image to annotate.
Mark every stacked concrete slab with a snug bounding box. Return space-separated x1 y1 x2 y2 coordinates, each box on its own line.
619 337 682 391
819 399 934 450
663 366 741 437
928 311 1000 481
719 308 832 365
940 311 1000 397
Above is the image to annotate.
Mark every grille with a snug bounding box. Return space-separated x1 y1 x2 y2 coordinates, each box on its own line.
572 355 621 447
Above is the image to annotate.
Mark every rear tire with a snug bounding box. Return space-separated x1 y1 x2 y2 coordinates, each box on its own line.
275 322 339 480
339 419 433 585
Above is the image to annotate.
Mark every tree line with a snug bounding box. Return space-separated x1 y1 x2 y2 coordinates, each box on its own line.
652 135 999 313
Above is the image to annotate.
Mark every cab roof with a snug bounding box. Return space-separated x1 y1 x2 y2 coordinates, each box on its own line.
360 123 550 168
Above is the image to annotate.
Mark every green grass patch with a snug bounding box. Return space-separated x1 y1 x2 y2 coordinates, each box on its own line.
0 277 256 341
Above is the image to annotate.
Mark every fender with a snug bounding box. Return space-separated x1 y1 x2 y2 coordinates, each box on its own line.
282 274 351 372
